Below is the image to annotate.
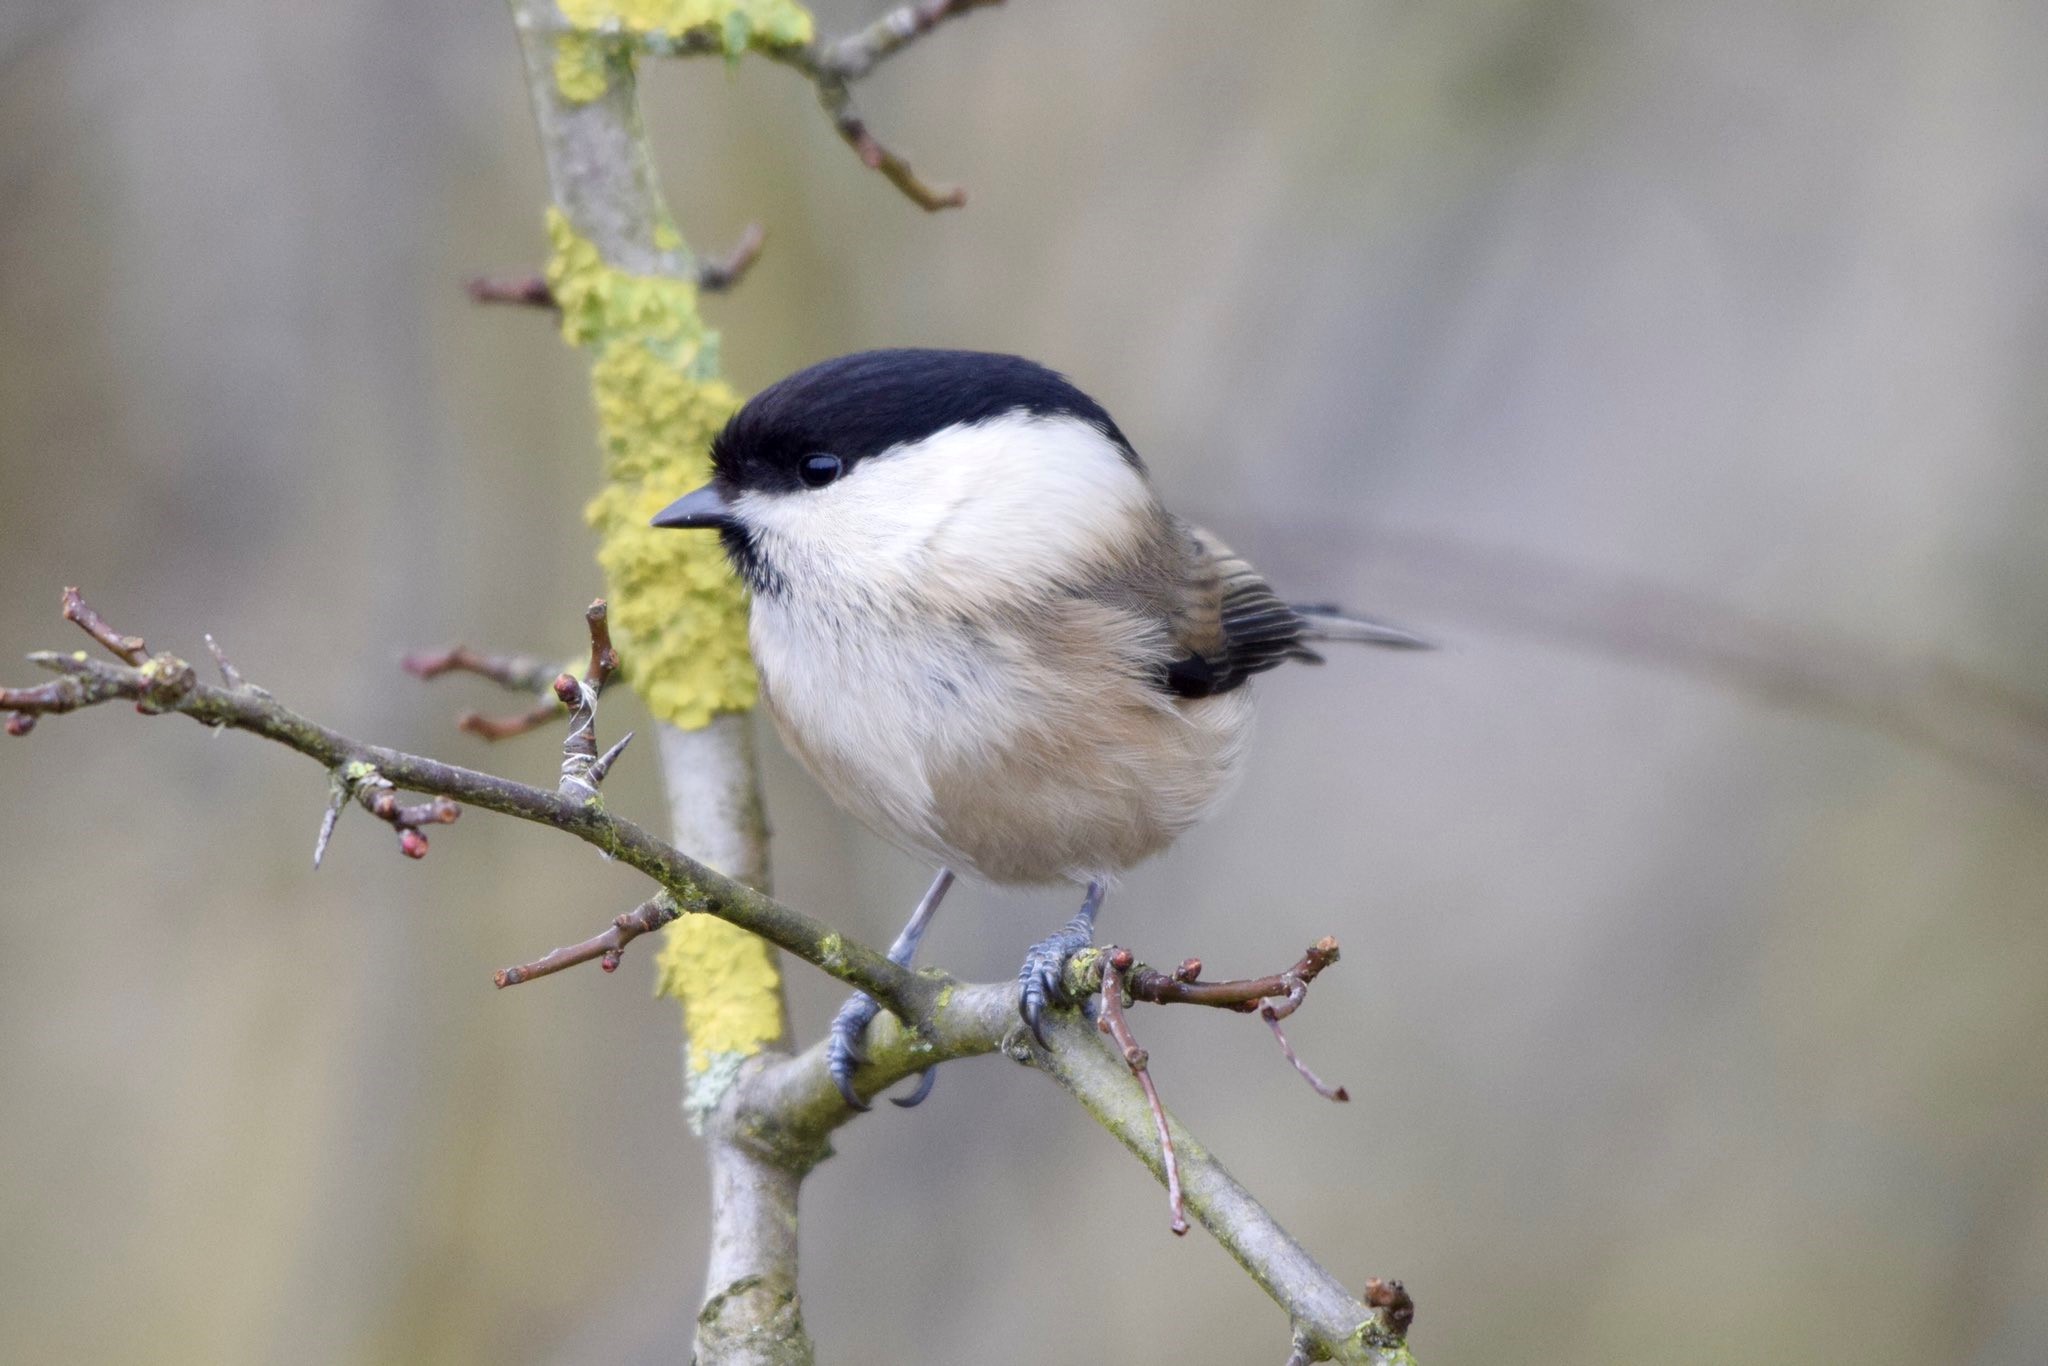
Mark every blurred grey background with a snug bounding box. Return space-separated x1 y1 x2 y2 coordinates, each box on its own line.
4 1 2047 1362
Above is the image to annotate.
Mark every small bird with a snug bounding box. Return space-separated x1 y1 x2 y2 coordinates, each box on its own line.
654 349 1424 1109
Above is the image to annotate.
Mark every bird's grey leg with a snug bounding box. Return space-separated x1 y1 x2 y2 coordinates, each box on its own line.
1017 879 1107 1046
827 867 955 1111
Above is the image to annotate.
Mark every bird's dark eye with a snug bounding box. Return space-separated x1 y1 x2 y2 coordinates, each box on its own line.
799 453 843 489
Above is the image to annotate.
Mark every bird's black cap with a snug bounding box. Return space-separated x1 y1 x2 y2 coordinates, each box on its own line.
708 348 1142 495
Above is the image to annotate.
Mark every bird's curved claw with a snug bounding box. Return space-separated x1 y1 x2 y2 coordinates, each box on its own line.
1016 918 1096 1047
891 1067 938 1108
827 990 940 1110
827 991 877 1112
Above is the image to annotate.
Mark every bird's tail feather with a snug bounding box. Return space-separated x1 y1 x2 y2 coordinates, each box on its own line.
1290 605 1433 651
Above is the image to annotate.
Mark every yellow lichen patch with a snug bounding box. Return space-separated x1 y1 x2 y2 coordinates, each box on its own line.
553 31 615 104
545 209 780 1065
657 916 786 1071
544 209 758 732
556 0 813 52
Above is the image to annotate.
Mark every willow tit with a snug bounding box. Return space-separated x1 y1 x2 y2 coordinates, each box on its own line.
655 349 1424 1108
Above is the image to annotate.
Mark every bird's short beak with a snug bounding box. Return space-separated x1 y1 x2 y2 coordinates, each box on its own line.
651 483 735 530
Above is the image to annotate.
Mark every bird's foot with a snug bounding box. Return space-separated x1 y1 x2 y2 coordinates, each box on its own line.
826 868 953 1112
825 990 935 1111
1018 881 1107 1046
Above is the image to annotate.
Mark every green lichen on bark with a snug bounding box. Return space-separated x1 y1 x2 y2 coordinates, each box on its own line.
557 0 813 52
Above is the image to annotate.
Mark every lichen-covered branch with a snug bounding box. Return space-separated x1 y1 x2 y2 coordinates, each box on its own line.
736 982 1414 1365
5 590 1416 1361
520 0 998 212
467 223 767 308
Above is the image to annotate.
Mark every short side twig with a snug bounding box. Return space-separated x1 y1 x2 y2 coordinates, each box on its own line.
404 599 620 743
348 769 462 859
763 0 1001 212
1099 947 1188 1235
404 641 566 738
496 893 683 986
464 273 556 308
465 223 766 308
691 222 767 292
1067 938 1352 1103
62 585 146 663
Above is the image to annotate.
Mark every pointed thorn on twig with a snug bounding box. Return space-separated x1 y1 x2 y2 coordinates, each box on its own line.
590 730 633 786
203 633 246 690
313 773 348 869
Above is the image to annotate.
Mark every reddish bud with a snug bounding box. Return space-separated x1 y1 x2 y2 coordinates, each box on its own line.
552 673 581 705
4 713 34 737
1174 958 1202 982
399 828 429 859
600 950 622 973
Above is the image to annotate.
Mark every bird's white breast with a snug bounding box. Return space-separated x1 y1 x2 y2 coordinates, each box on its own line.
739 409 1254 884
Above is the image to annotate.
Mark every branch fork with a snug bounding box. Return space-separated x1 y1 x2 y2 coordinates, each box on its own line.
6 588 1410 1361
1075 938 1351 1235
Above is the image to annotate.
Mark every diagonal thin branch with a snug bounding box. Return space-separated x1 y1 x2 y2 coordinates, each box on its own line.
6 590 925 1020
1099 947 1189 1234
759 1 1003 212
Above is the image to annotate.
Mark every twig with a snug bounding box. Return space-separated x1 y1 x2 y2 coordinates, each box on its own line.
817 0 1004 81
1266 1006 1348 1103
404 642 565 739
1099 948 1188 1235
762 1 1001 212
61 585 146 664
691 222 768 292
3 588 926 1018
1123 937 1343 1012
349 769 462 859
1069 938 1352 1103
464 273 555 308
465 224 767 308
555 599 629 801
403 601 618 743
496 893 683 986
403 642 558 691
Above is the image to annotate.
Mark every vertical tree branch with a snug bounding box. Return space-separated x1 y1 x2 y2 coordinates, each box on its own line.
500 5 796 1361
